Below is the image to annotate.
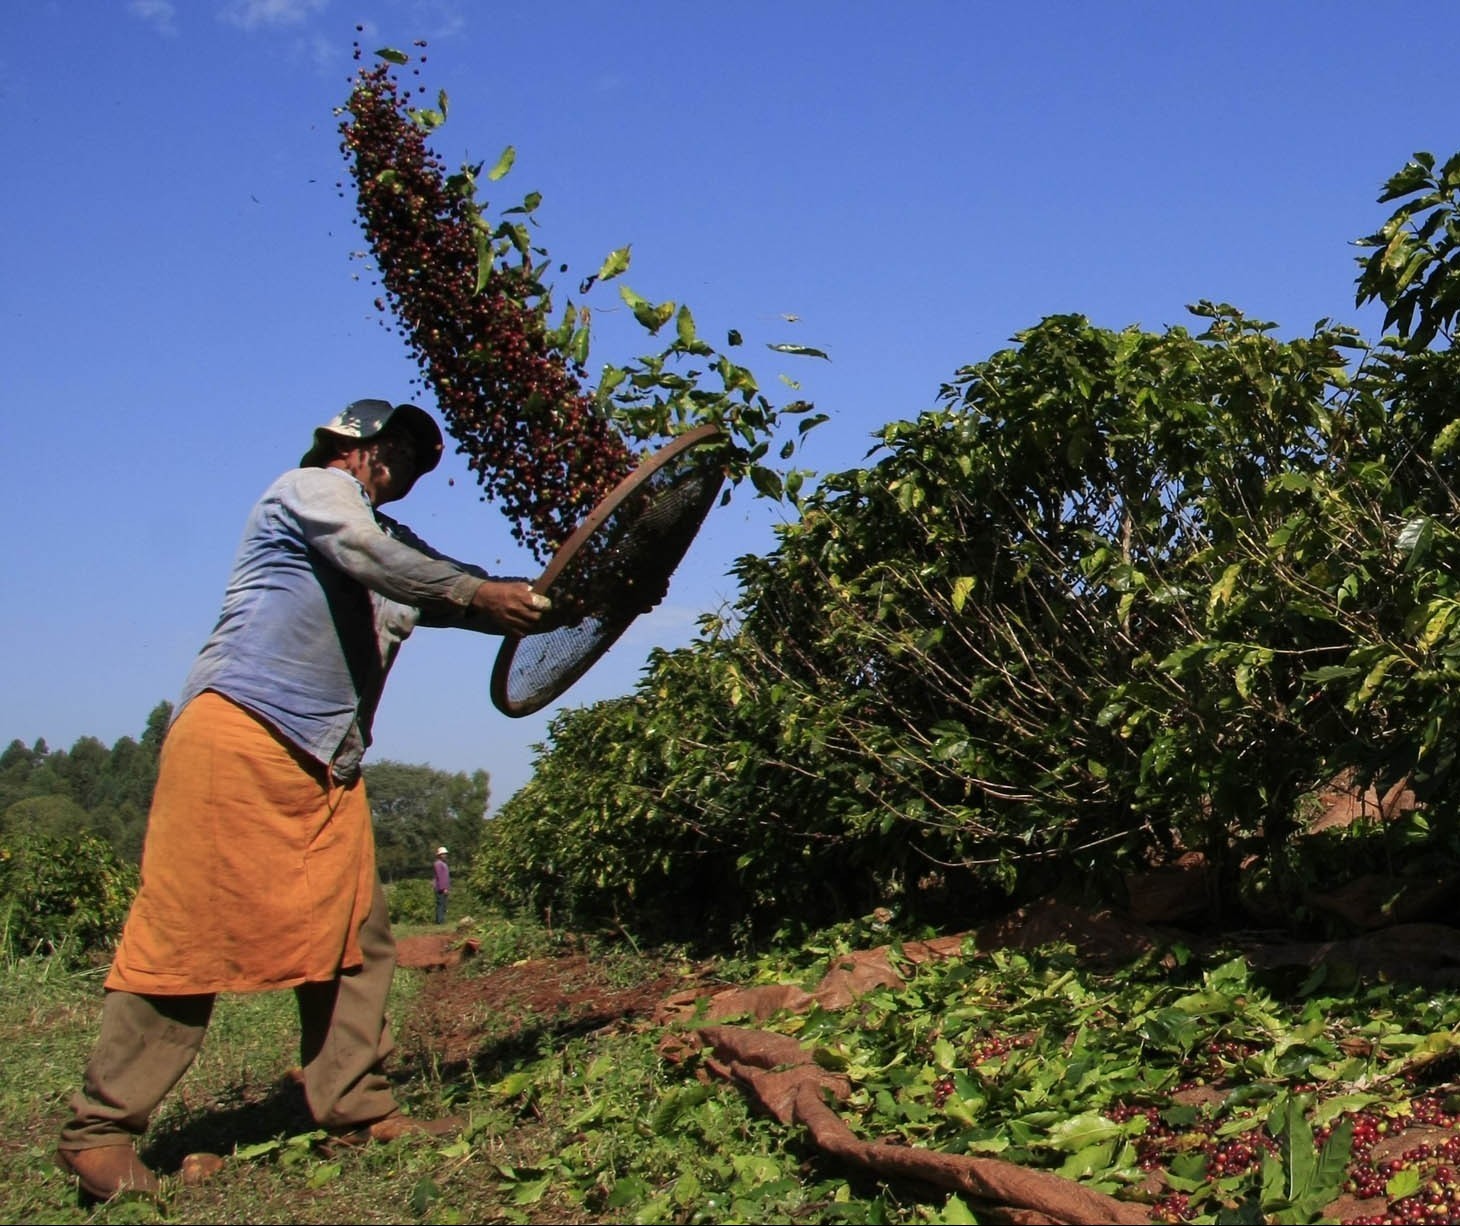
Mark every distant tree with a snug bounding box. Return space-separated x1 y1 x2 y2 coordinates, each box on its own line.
0 706 171 864
107 801 148 863
100 731 162 812
1 703 480 876
0 740 39 814
3 794 96 842
0 739 36 771
139 701 172 761
96 737 141 809
0 737 52 812
61 736 111 811
21 755 71 807
364 760 490 881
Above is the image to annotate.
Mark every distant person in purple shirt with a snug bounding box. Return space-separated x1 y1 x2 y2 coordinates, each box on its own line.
433 847 451 924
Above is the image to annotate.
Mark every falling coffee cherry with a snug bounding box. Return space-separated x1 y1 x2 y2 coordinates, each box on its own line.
340 50 635 562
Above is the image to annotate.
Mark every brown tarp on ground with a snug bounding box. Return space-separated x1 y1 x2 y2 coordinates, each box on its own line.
688 1023 1152 1226
656 917 1154 1225
656 902 1460 1224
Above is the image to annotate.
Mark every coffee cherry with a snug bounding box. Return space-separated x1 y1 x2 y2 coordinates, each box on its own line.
340 48 635 561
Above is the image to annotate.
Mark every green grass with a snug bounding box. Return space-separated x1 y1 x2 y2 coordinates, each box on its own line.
0 915 914 1225
0 935 469 1225
16 911 1460 1224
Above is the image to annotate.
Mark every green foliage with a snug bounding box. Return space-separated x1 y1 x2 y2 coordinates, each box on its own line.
471 657 928 946
0 706 495 892
363 760 489 881
1355 150 1460 350
386 877 439 925
0 832 137 961
485 1034 857 1224
3 795 94 841
8 901 1460 1224
478 146 1460 944
0 718 159 959
0 712 492 940
0 702 170 864
1260 1094 1354 1222
386 876 487 925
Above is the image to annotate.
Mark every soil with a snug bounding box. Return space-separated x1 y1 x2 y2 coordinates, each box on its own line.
393 934 695 1067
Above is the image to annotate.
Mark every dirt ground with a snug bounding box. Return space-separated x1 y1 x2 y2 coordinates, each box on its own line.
393 934 692 1065
393 894 1460 1067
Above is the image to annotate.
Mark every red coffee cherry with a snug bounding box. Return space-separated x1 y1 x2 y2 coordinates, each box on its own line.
340 51 635 560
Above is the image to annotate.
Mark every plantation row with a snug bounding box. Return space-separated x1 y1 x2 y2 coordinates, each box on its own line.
469 151 1460 949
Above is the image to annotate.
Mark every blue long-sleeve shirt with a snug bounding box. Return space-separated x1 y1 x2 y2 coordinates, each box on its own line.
178 466 502 781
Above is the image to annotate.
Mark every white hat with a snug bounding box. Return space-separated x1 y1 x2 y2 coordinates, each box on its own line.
301 399 444 473
436 846 449 856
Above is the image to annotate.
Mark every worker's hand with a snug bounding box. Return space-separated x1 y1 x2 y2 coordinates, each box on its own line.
471 580 552 635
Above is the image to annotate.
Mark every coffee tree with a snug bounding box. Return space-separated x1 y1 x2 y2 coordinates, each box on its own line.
0 833 138 961
475 150 1460 941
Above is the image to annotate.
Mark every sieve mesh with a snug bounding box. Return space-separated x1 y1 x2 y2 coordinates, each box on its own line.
491 426 725 716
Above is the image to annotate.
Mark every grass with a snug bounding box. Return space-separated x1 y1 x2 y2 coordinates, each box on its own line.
0 930 472 1225
4 910 916 1225
18 909 1460 1224
3 918 778 1225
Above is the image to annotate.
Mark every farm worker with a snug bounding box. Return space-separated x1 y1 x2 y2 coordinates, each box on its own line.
433 847 451 924
57 400 551 1201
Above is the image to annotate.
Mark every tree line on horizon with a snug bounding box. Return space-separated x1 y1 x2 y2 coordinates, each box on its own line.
1 702 493 880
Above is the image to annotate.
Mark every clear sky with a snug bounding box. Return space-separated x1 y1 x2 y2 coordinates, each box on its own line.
5 0 1458 808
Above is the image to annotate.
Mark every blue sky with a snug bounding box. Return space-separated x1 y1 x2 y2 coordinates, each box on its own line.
4 0 1458 808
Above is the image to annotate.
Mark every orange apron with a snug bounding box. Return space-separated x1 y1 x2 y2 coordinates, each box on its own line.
107 691 377 995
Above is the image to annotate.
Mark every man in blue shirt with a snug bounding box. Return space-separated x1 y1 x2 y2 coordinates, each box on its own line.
57 400 548 1201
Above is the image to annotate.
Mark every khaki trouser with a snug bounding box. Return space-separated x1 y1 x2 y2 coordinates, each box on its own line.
59 880 399 1151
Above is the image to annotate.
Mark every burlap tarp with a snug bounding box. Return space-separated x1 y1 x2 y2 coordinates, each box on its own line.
656 901 1460 1223
656 920 1153 1225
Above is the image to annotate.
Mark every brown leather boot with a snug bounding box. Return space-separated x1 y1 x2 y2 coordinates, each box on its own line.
56 1144 159 1200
